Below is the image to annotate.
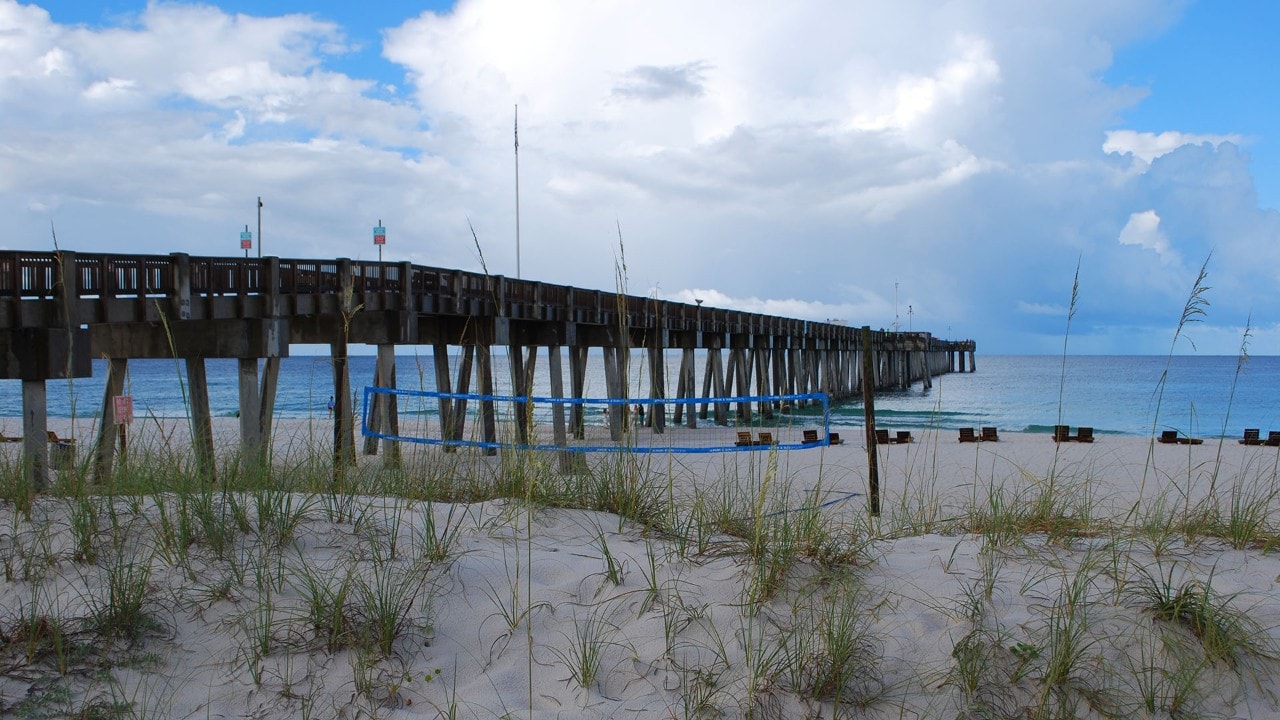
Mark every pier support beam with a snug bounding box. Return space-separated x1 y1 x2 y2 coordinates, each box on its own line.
238 359 263 469
478 344 497 455
259 357 280 459
569 346 588 439
93 358 128 481
330 342 355 470
186 358 216 480
22 381 49 492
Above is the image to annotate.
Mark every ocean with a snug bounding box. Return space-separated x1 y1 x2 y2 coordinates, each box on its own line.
2 353 1277 438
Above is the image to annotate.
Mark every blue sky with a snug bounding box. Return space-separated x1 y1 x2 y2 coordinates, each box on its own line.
5 0 1279 355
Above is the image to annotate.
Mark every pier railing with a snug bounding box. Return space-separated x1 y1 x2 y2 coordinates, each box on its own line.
0 250 974 353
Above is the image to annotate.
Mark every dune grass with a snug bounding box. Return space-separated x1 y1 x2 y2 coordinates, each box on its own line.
3 335 1280 720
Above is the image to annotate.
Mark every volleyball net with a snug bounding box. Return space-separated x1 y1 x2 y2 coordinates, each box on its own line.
359 388 837 453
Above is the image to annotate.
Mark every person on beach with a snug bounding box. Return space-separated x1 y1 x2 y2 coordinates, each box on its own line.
327 396 335 416
636 404 646 427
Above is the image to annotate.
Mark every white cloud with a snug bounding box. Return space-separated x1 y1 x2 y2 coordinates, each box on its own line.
1118 209 1179 264
2 0 1278 354
1103 129 1245 163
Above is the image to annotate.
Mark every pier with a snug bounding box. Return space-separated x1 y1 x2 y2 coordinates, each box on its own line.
0 251 975 488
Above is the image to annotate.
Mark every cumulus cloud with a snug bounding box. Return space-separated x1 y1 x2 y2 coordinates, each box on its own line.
1118 209 1178 264
1 0 1277 354
1104 129 1245 163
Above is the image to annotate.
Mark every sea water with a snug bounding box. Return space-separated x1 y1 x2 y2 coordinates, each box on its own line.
2 353 1277 438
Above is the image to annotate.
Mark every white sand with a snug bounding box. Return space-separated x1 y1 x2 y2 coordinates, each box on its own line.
2 419 1280 718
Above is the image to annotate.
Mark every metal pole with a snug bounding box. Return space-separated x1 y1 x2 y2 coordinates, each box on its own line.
514 104 521 279
257 196 262 259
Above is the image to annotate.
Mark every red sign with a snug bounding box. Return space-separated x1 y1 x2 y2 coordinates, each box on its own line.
113 395 134 425
240 230 253 249
373 225 386 245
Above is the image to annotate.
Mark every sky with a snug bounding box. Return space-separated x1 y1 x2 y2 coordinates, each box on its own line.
3 1 1279 355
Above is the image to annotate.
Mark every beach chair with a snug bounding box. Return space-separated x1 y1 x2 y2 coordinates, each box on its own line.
828 432 843 445
1267 431 1280 447
875 429 891 445
1075 427 1094 443
47 430 76 446
757 431 775 445
981 427 999 442
958 427 978 443
1158 430 1179 444
47 431 76 467
735 431 753 447
896 430 913 444
1240 428 1262 446
802 429 819 444
0 431 20 443
1053 425 1071 443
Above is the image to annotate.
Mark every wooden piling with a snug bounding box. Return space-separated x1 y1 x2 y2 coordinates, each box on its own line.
93 358 128 480
861 326 880 516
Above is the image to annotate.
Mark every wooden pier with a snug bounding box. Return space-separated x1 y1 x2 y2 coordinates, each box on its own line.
0 251 975 488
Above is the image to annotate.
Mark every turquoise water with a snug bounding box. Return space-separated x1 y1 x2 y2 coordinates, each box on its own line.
2 353 1276 438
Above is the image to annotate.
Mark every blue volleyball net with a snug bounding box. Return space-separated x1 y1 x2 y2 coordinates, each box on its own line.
360 388 835 453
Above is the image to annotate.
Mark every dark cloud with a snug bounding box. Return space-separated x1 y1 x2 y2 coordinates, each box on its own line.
611 61 711 101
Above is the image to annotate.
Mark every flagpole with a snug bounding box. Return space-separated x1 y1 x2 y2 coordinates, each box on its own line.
514 104 521 279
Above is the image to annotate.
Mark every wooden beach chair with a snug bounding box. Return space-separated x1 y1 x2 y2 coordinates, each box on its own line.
0 431 20 443
1240 428 1263 446
47 430 76 446
1075 427 1094 443
896 430 913 444
756 431 775 445
735 431 753 447
1158 430 1179 444
1053 425 1071 443
828 432 843 445
981 426 999 442
802 429 819 444
875 429 891 445
958 427 978 443
1266 431 1280 447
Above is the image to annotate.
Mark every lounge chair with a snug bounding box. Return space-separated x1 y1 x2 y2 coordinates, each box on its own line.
1075 427 1094 443
981 426 999 442
47 430 76 446
0 432 20 443
896 430 913 444
875 429 891 445
1053 425 1071 442
828 432 843 445
1267 431 1280 447
1240 428 1263 446
958 427 978 443
734 431 753 447
802 429 819 444
1158 430 1179 444
757 432 775 445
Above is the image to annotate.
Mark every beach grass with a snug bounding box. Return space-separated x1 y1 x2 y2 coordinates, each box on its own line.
3 374 1280 718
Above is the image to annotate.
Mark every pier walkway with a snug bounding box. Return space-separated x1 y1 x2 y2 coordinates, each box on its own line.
0 251 975 487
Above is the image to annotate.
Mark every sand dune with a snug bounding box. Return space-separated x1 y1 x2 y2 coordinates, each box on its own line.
2 420 1279 718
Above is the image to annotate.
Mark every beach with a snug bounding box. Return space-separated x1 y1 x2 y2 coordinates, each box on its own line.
3 419 1280 718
